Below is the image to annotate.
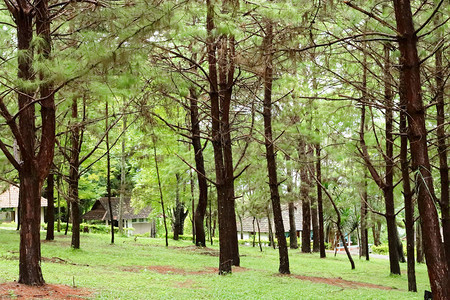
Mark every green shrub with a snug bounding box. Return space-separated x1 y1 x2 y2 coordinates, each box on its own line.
372 244 389 255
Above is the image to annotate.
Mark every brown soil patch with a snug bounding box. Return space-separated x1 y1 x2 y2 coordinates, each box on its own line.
0 282 91 299
171 245 220 257
123 265 249 275
286 274 395 290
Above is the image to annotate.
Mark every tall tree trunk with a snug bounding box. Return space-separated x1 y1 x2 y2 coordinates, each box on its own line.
19 172 45 285
70 98 81 249
315 144 326 258
118 114 127 234
360 175 369 260
383 45 401 275
1 0 56 286
267 210 275 249
434 20 450 272
288 202 298 249
300 142 311 253
400 104 417 292
373 221 381 246
262 20 290 274
311 191 320 252
416 220 424 263
207 0 239 273
106 102 114 244
153 138 168 247
392 0 449 296
45 173 55 241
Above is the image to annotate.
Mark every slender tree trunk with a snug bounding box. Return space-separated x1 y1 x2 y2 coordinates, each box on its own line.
45 173 55 241
256 218 262 252
153 138 168 247
311 193 320 252
57 175 61 233
400 106 417 292
373 221 381 246
315 144 326 258
300 142 311 253
383 45 401 275
70 98 81 249
262 20 289 274
288 202 298 249
392 0 449 296
118 114 127 234
434 22 450 272
106 102 114 244
416 220 424 263
360 175 368 259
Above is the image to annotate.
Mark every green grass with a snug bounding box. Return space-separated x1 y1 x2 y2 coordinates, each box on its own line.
0 229 430 299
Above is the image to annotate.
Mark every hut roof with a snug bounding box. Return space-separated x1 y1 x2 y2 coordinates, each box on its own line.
82 197 151 221
0 185 47 208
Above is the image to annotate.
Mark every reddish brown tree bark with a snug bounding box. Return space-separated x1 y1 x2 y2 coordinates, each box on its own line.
0 0 55 286
400 103 417 292
262 20 290 274
392 0 449 297
435 28 450 272
206 0 239 274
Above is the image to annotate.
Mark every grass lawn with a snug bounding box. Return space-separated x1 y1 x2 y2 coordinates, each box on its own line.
0 229 430 299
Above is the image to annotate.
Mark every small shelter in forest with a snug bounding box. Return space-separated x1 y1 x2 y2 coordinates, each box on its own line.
82 197 153 235
0 185 48 224
236 203 303 241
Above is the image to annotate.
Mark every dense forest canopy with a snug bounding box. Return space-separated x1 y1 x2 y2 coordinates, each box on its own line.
0 0 448 296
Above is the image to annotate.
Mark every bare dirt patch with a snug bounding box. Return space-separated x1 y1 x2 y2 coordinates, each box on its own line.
123 265 249 275
0 282 91 299
285 274 396 290
41 257 89 267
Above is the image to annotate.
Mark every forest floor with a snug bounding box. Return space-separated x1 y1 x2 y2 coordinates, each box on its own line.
0 228 430 299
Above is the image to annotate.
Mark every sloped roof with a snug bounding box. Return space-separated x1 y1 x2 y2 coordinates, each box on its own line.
0 185 48 208
237 203 303 233
82 197 152 221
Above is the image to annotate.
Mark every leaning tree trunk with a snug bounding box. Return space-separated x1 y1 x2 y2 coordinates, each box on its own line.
106 102 114 244
392 0 449 296
262 20 290 274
